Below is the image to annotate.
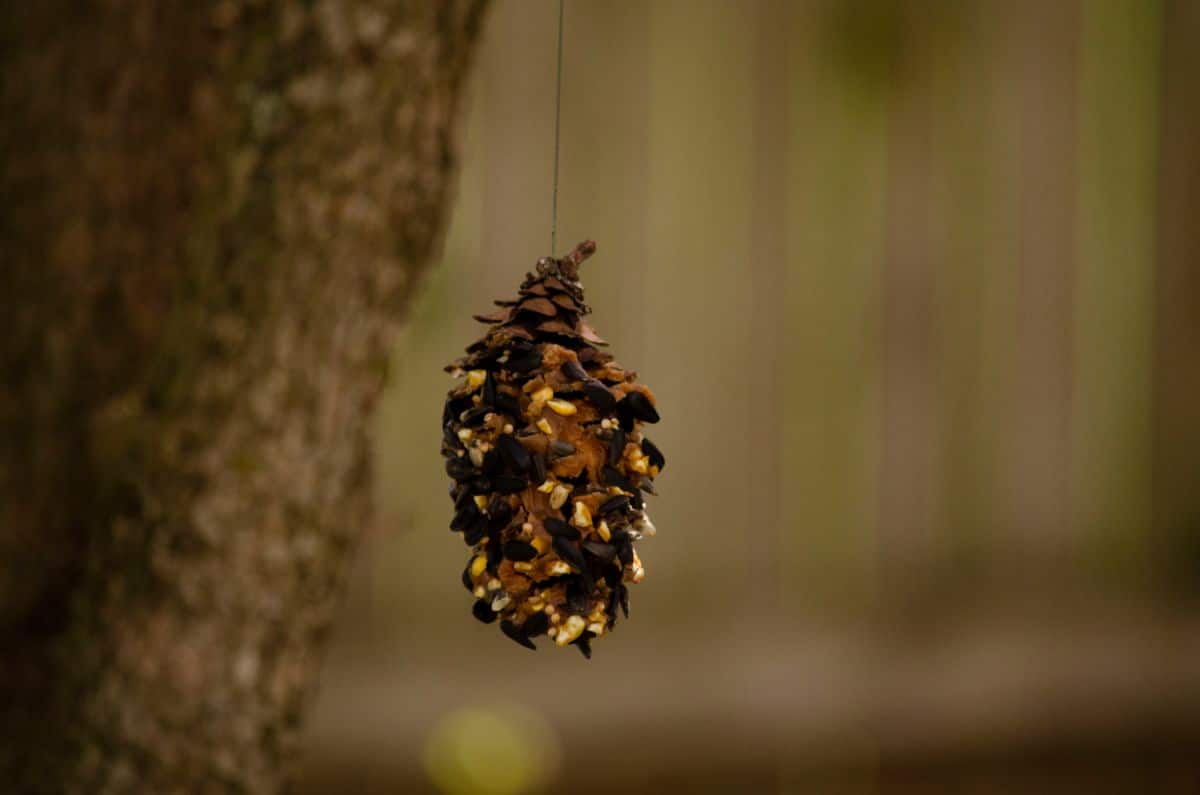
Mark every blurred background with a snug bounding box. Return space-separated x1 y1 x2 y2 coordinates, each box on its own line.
299 0 1200 792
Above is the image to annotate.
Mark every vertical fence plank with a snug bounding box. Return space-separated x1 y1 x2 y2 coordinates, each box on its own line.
1073 0 1162 583
746 0 790 610
990 0 1081 579
1154 0 1200 589
643 0 756 619
783 0 889 615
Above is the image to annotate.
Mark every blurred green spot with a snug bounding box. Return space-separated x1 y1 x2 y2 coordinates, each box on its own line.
423 703 560 795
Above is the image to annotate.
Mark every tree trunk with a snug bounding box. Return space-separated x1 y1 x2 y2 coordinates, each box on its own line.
0 1 487 790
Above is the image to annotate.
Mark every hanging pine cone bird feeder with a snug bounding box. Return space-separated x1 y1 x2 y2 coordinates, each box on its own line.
441 241 664 658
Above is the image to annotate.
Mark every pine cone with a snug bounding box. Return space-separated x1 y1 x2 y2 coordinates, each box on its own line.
441 241 664 658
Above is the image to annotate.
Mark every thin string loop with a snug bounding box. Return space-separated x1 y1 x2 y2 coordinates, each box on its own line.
551 0 564 255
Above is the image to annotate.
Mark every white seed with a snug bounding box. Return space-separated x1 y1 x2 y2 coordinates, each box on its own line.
468 447 484 468
503 423 514 434
572 501 592 528
549 561 570 575
466 370 487 389
487 578 501 592
522 522 533 534
636 516 657 537
549 484 571 510
587 622 606 636
473 586 486 598
491 594 511 611
555 615 586 646
600 419 613 430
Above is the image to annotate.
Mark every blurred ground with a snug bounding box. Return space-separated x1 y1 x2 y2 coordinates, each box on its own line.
298 0 1200 791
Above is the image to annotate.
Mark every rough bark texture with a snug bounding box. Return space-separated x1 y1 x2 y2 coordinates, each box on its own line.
0 0 487 790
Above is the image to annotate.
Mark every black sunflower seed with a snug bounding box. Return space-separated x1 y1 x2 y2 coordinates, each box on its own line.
443 424 463 449
482 447 503 476
615 400 635 431
543 517 580 540
616 582 630 617
603 564 622 588
442 401 454 427
523 612 550 637
502 540 537 562
500 620 537 650
472 600 497 624
583 380 616 411
494 392 522 419
565 576 590 613
463 516 488 545
506 351 542 373
599 495 631 516
641 437 665 471
624 390 660 423
454 487 475 512
487 499 514 531
601 465 632 491
497 434 531 473
445 456 474 480
549 440 576 458
461 564 474 591
616 540 634 566
486 538 503 572
493 474 527 494
573 635 593 660
461 405 492 426
607 429 626 467
553 536 586 571
483 371 498 407
450 501 480 531
530 453 547 484
466 476 491 495
561 360 588 381
582 541 617 561
638 476 657 495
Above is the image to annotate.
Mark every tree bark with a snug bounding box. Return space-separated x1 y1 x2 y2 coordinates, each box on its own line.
0 0 487 790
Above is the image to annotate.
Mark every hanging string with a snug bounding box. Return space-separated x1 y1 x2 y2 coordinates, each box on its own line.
550 0 565 255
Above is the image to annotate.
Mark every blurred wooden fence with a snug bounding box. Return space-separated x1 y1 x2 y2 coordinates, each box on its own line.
302 0 1200 790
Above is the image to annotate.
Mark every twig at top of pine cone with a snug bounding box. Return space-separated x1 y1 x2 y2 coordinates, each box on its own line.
440 240 664 657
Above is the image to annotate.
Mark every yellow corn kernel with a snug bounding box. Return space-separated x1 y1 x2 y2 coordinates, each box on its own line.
546 398 577 416
470 555 487 578
549 484 570 510
596 520 611 542
532 386 554 403
572 500 592 528
466 370 487 389
536 418 553 435
555 615 586 646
